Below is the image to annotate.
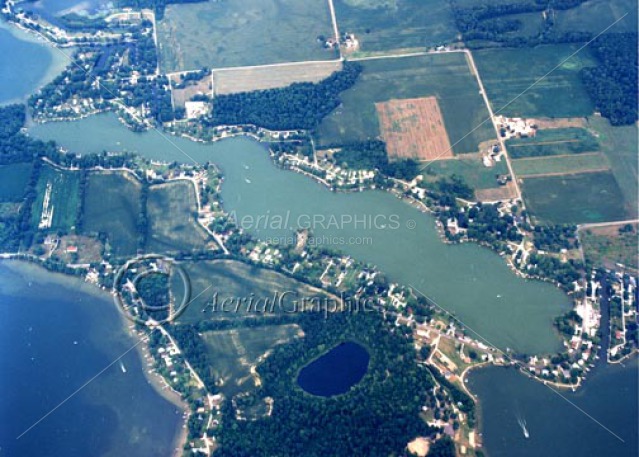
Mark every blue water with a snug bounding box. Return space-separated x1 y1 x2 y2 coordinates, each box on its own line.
0 262 182 456
0 23 56 104
297 341 370 397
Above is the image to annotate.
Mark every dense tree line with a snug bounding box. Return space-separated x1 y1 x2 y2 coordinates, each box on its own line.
532 224 577 251
211 311 436 456
206 62 362 131
331 140 420 180
581 33 638 125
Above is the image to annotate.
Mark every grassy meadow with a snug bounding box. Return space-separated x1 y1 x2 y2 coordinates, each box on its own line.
332 0 457 53
474 44 597 118
146 180 209 254
157 0 335 72
0 162 32 202
82 172 141 257
521 171 627 224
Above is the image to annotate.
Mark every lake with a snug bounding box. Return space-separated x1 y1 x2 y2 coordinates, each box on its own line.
17 0 105 27
0 262 183 456
0 20 69 104
469 358 638 457
297 341 370 397
28 113 571 355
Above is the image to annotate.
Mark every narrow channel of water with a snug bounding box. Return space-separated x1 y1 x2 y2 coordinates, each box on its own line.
28 113 572 355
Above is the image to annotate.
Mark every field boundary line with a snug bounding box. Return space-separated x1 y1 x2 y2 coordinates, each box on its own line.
517 167 610 179
512 152 605 162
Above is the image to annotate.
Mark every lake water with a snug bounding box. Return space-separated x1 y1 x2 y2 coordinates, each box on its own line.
297 341 370 396
17 0 104 27
28 113 571 355
0 20 69 104
469 359 638 457
0 262 182 456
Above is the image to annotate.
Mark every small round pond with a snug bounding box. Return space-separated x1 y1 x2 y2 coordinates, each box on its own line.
297 341 370 397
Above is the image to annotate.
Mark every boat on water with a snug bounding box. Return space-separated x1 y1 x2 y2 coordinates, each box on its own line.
245 178 251 184
517 417 529 438
119 360 127 373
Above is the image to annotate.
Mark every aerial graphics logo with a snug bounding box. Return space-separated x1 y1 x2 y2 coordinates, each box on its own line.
112 254 192 325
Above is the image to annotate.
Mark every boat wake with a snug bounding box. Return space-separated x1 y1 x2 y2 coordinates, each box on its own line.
517 416 529 438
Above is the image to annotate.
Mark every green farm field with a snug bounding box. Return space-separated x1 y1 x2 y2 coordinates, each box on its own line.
82 172 141 257
317 52 495 154
474 44 597 118
581 223 638 272
146 180 209 254
421 156 509 191
200 325 300 396
0 162 31 202
521 171 628 224
157 0 335 72
590 117 638 218
31 163 80 232
512 153 609 177
332 0 457 54
176 260 333 324
506 127 600 158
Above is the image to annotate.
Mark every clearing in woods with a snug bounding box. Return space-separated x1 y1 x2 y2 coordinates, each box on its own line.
376 96 452 161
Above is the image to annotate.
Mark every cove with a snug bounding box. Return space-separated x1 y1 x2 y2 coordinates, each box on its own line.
297 342 370 396
468 358 638 457
28 113 572 355
0 262 182 456
0 20 68 104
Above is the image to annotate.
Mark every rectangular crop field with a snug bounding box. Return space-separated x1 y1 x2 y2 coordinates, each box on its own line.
376 97 452 161
332 0 457 54
31 163 80 231
146 180 210 254
590 117 638 219
521 171 628 224
213 60 343 95
317 53 496 154
82 171 141 257
512 153 609 177
157 0 335 72
507 127 600 158
474 44 597 118
0 162 32 202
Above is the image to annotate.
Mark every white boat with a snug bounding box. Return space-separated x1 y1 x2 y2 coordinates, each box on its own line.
119 361 127 373
245 178 251 184
517 417 529 438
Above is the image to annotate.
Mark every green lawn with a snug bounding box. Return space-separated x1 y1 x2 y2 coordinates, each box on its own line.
554 0 638 35
146 180 209 254
474 44 597 118
317 52 495 154
0 162 32 202
31 163 81 232
333 0 457 53
157 0 335 71
521 171 627 224
82 172 141 257
512 153 609 177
